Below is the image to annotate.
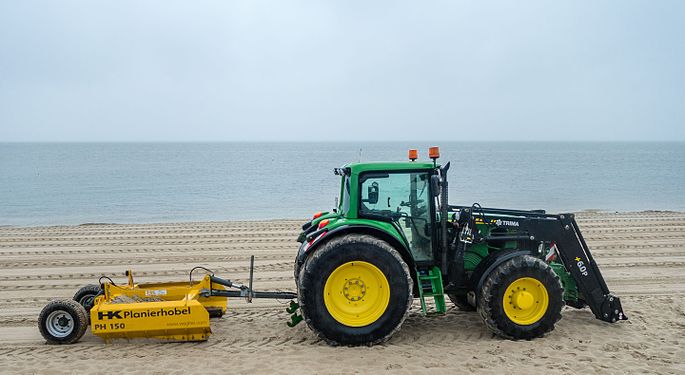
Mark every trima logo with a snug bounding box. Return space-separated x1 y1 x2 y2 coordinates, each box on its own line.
494 219 520 227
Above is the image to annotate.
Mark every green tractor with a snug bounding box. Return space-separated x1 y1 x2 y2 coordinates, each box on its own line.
294 147 626 345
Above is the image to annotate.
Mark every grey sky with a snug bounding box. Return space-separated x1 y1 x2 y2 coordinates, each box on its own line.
1 1 683 142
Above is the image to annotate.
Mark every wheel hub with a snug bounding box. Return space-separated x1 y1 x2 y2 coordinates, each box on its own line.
58 316 70 327
343 278 366 301
513 290 535 310
45 310 74 338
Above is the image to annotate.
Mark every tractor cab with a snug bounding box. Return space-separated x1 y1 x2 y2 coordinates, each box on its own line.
325 147 448 269
295 148 448 282
336 161 439 264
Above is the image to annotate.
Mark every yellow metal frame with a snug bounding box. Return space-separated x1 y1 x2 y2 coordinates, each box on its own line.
90 270 227 342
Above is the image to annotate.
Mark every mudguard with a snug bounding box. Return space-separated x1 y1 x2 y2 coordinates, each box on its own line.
469 249 532 297
294 224 415 281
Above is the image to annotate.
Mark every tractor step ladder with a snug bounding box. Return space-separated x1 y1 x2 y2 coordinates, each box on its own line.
416 266 446 315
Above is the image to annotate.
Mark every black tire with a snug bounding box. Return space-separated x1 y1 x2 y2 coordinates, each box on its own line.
73 284 101 313
298 234 413 346
447 293 476 311
38 300 89 344
477 255 564 340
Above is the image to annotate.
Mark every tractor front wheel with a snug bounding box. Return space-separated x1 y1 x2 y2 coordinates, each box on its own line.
298 234 412 346
477 255 563 339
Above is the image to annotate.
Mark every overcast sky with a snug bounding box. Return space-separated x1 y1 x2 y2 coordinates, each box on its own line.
1 1 683 142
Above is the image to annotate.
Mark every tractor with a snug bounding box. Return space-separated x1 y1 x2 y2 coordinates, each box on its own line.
294 146 626 345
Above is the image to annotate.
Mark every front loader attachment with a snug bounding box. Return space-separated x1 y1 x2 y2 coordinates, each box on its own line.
554 214 627 323
450 205 628 325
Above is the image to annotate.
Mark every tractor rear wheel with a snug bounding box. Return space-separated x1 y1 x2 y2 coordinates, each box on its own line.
38 300 89 344
477 255 563 340
298 234 412 346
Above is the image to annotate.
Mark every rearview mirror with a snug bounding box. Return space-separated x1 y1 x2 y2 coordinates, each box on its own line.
366 182 379 205
431 175 440 197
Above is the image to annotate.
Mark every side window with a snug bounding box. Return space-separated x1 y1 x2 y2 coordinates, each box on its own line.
359 172 433 261
341 176 351 214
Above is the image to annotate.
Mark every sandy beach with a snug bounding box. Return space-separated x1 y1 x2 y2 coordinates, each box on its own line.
0 210 683 374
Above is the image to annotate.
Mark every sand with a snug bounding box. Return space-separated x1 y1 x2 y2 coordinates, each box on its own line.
0 211 683 374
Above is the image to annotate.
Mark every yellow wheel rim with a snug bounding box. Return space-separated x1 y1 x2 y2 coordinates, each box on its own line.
323 261 390 327
502 277 549 325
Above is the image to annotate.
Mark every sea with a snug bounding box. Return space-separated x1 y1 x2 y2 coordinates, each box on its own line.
1 142 683 226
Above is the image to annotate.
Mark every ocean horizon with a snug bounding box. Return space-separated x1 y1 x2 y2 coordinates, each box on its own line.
1 141 683 226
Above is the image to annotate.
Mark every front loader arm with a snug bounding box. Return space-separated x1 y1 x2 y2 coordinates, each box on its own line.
551 214 627 323
450 205 627 324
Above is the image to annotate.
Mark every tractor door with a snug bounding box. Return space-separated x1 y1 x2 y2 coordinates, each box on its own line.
359 171 434 262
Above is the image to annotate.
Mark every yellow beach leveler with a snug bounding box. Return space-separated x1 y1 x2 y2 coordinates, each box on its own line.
38 256 299 344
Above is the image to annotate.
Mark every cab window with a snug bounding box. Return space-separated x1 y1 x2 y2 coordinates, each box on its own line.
359 171 433 261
